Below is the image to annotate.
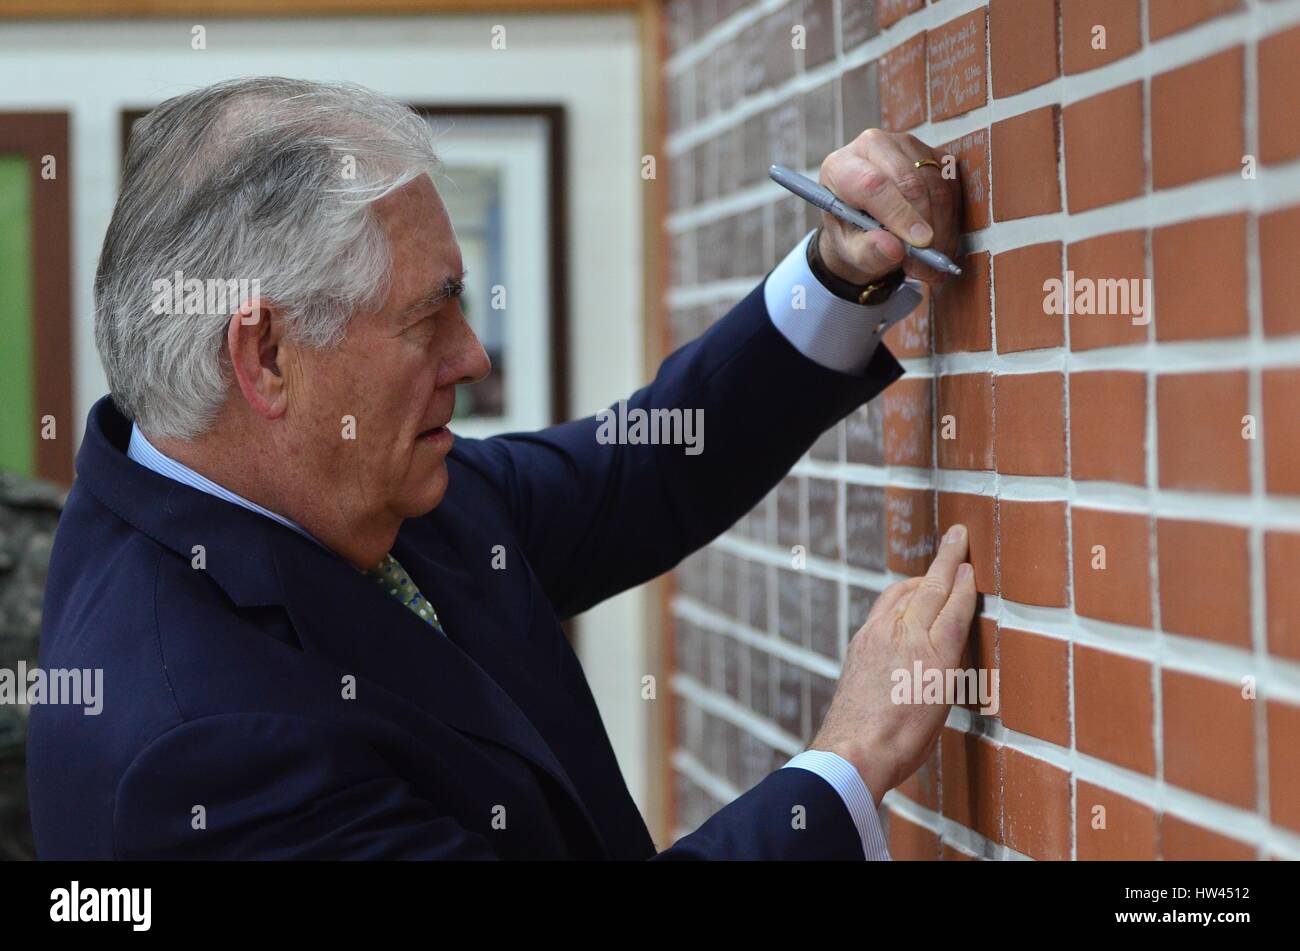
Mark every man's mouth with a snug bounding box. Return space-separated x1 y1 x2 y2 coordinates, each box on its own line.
417 424 452 446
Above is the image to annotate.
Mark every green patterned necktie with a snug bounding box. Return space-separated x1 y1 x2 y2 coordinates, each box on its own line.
363 552 446 636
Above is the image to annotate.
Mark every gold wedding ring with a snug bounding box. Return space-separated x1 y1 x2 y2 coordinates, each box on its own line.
914 158 941 169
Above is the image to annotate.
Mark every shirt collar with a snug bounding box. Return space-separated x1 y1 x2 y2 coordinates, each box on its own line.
126 422 326 550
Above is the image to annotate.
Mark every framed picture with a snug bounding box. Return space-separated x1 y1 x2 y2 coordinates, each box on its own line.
415 105 568 435
120 101 568 435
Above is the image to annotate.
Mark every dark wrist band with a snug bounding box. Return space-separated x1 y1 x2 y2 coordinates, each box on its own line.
806 226 906 306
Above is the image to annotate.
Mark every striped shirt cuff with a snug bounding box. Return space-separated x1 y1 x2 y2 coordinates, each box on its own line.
782 749 891 861
764 228 924 375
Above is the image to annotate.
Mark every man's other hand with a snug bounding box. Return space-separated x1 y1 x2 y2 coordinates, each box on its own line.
810 523 978 801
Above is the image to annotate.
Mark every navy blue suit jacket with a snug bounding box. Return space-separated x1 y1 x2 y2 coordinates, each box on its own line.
27 279 904 859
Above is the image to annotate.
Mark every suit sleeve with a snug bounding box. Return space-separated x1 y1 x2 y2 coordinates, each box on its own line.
653 766 868 860
453 276 905 621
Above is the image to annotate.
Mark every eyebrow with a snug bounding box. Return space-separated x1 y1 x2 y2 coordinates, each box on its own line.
400 269 468 320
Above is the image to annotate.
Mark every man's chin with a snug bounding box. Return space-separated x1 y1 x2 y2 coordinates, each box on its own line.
403 460 450 518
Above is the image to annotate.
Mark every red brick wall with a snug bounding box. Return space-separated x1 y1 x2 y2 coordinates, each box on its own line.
662 0 1300 859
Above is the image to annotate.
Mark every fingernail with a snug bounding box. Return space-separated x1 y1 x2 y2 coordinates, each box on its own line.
957 563 973 581
945 524 966 544
910 222 933 245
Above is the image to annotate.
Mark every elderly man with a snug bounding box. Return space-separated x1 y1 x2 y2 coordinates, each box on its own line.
28 77 973 860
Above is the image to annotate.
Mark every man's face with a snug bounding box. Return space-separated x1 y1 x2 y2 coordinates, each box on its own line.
281 174 490 526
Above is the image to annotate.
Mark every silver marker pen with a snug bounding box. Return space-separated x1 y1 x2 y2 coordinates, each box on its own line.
768 163 963 276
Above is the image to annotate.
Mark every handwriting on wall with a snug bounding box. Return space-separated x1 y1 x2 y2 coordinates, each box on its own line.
945 128 989 230
887 492 935 568
929 15 985 120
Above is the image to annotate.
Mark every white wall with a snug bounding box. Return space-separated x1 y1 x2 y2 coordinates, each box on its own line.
0 12 653 817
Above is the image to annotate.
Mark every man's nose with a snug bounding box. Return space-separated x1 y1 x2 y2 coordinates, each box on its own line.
446 309 492 386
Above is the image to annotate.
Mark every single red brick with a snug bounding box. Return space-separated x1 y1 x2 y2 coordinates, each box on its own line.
883 376 933 468
1265 367 1300 496
928 9 987 121
881 33 928 132
1149 0 1240 40
879 0 924 30
1261 204 1300 336
999 626 1069 744
1267 700 1300 832
991 107 1061 221
941 727 1003 843
937 373 994 470
994 242 1065 353
1061 0 1141 75
886 485 937 576
935 251 991 353
1259 25 1300 165
1156 372 1251 493
1063 82 1144 213
1066 231 1149 350
1153 214 1248 341
1076 780 1158 860
840 0 880 52
1265 531 1300 661
995 372 1065 476
938 491 996 594
1160 813 1255 860
1151 47 1245 189
883 283 932 357
960 616 999 717
1073 644 1155 774
999 500 1069 607
1157 519 1251 647
1162 669 1255 808
939 128 990 233
1003 749 1071 860
989 0 1058 98
887 809 941 859
1069 371 1147 485
1071 508 1153 628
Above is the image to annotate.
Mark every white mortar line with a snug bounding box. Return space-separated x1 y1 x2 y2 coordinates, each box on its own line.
674 595 845 680
672 672 808 754
679 573 1300 702
883 791 1033 861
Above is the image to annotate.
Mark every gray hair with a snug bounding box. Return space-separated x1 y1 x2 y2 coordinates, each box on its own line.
94 76 444 438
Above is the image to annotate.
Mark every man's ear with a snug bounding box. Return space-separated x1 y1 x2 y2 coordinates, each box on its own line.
227 299 289 420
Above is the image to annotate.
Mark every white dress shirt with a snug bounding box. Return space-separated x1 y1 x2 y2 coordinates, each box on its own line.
127 227 911 860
